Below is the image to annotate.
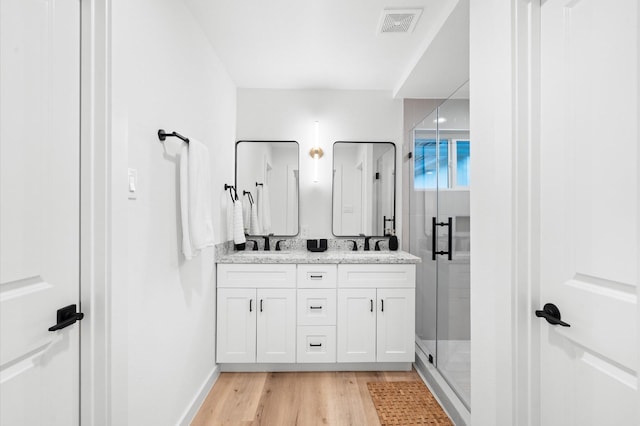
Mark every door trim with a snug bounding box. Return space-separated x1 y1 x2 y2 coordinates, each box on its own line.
470 0 542 425
512 1 541 425
80 0 115 424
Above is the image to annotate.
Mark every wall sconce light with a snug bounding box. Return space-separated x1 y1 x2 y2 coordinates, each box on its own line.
309 121 323 183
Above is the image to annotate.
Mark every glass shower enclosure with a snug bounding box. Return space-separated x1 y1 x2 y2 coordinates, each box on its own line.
411 82 470 408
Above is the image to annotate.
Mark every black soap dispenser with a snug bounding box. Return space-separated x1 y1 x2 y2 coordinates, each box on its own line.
389 232 399 251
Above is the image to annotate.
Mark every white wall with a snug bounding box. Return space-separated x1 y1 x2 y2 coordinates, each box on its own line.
111 0 236 424
236 89 403 238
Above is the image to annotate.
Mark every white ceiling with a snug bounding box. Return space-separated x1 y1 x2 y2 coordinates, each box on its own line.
184 0 469 98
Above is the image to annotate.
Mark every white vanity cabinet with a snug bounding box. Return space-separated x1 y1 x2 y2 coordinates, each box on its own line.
216 264 296 363
337 264 416 363
217 288 256 363
296 264 337 363
216 259 417 369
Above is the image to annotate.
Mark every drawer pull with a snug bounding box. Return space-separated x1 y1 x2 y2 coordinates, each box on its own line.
249 299 253 312
309 275 324 279
260 299 263 312
309 306 323 310
309 343 323 347
381 299 384 312
370 299 373 312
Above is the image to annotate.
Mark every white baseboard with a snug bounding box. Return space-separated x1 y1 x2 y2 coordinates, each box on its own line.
178 365 221 426
219 362 412 372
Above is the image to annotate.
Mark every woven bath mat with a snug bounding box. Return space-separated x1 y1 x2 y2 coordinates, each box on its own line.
367 381 453 425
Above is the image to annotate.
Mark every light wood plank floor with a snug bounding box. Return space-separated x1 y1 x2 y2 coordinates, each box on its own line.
192 369 422 426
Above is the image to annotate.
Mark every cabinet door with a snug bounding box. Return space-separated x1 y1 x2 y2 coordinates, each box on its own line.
217 288 256 363
377 288 415 362
337 289 376 362
256 289 296 363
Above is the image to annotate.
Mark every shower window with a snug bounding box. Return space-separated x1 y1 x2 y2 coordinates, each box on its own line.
414 139 470 190
454 140 470 187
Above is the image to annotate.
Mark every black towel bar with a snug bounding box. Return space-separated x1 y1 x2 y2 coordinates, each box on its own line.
158 129 189 143
243 191 255 204
224 184 238 202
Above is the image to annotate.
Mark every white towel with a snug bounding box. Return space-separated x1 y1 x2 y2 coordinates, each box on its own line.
242 196 251 233
262 184 272 233
250 203 261 235
256 184 272 234
226 193 234 242
233 197 246 245
179 139 214 260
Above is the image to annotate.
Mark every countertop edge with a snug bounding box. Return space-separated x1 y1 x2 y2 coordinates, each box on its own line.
215 250 422 264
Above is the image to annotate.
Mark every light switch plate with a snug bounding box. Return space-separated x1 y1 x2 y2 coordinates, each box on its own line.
128 168 138 200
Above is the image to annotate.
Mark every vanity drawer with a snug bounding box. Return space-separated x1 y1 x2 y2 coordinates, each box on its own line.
297 264 337 288
297 289 336 326
297 326 336 363
217 264 296 288
337 264 416 288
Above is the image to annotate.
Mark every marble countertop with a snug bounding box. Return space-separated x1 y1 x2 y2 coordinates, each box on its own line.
216 249 421 264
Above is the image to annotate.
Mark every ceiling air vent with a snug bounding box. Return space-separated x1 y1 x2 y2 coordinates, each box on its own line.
379 9 423 34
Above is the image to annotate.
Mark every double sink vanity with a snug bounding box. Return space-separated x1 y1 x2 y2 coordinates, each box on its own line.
221 139 417 371
215 248 420 371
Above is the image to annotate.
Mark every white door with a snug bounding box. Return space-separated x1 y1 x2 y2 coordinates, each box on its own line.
538 0 638 424
256 289 295 363
216 288 256 363
337 288 376 362
0 0 81 424
377 288 415 362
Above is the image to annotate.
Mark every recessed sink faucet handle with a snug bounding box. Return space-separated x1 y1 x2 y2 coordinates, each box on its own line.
246 239 259 251
347 240 358 251
372 237 388 251
275 240 286 251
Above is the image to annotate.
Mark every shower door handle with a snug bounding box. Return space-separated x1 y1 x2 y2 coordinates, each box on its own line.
432 217 453 261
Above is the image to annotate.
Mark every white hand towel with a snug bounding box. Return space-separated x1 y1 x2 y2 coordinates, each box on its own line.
250 203 261 235
261 184 272 233
233 198 246 245
242 196 251 233
226 192 234 242
179 139 214 260
256 184 272 234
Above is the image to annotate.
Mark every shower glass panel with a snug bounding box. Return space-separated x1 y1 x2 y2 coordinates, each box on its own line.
412 107 439 363
411 81 470 409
